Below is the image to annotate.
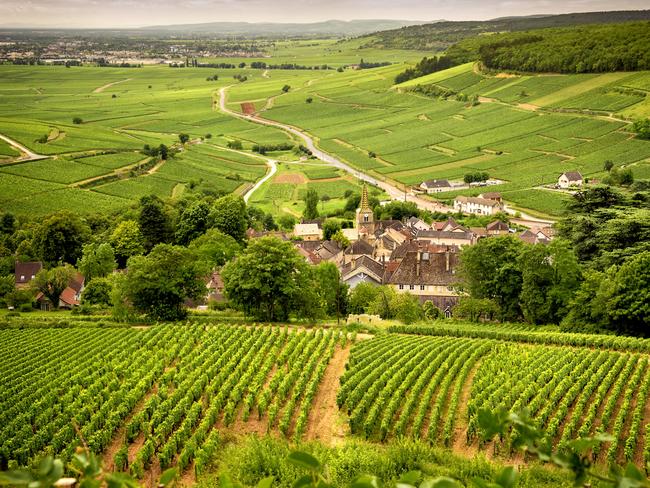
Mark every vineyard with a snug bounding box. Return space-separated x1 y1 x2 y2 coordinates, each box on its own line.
2 322 650 482
0 324 346 480
341 333 650 467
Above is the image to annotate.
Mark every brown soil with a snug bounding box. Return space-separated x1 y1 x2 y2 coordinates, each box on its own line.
634 381 650 466
517 103 540 111
241 102 256 115
495 73 518 78
304 346 350 445
274 172 306 184
478 97 496 103
452 362 482 455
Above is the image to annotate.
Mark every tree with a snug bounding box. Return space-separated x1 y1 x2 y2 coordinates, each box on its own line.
81 277 113 306
313 262 348 323
211 194 248 242
33 212 91 267
282 85 290 93
178 133 190 144
303 189 320 220
278 214 296 232
458 236 525 321
331 230 350 249
392 292 424 324
377 201 418 221
452 297 499 322
632 118 650 140
119 245 207 321
221 237 312 321
175 200 211 245
77 243 116 282
138 195 173 252
306 97 313 103
32 265 76 309
72 117 82 124
110 220 145 268
423 300 443 321
0 213 16 235
347 282 381 314
367 286 398 319
604 159 614 171
608 251 650 336
188 229 240 269
322 220 341 241
518 239 581 324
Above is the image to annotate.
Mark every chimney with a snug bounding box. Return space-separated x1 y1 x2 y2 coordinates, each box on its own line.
416 251 421 277
445 251 450 272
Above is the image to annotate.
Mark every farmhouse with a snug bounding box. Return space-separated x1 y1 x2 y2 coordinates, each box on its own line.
293 223 322 241
415 228 475 247
420 179 452 194
454 195 504 215
479 192 502 203
14 261 42 289
340 255 385 289
386 250 460 308
486 220 510 235
558 171 583 188
36 272 85 310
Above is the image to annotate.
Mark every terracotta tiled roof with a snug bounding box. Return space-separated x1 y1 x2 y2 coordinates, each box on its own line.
15 261 43 284
388 251 460 286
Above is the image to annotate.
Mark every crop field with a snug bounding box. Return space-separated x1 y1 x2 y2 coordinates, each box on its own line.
0 65 286 215
0 324 346 479
3 321 650 479
224 62 650 216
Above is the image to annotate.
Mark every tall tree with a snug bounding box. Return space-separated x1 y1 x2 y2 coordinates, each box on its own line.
608 251 650 336
110 220 145 268
221 237 312 321
458 235 525 321
518 239 581 324
313 262 348 323
138 195 173 252
33 212 90 266
303 189 320 220
175 200 211 245
119 244 206 321
188 229 241 269
77 243 116 281
32 265 76 308
211 194 248 242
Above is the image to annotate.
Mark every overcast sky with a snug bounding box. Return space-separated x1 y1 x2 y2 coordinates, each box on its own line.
1 0 649 28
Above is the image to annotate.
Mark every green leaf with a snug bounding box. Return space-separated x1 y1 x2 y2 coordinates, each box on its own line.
159 468 178 487
256 477 274 488
419 478 462 488
350 475 381 488
494 467 518 488
399 471 421 486
105 472 140 488
0 470 35 485
288 452 321 472
292 474 315 488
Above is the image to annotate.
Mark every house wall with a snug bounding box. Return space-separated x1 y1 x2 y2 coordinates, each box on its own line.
391 284 457 296
345 273 381 289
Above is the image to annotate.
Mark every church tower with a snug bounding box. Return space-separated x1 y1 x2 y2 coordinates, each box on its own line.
356 184 375 235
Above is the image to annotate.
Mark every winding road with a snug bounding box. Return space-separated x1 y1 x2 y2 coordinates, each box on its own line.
0 133 48 161
217 87 453 213
243 158 277 203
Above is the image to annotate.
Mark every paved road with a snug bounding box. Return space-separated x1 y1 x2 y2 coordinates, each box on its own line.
243 158 277 203
0 133 48 161
218 87 453 213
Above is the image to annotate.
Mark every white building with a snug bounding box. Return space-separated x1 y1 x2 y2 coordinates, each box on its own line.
454 196 504 215
420 179 452 194
558 171 583 189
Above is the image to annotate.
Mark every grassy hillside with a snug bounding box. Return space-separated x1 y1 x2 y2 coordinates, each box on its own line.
357 10 650 51
448 22 650 73
228 62 650 216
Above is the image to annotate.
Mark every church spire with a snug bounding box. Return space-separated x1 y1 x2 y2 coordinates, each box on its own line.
360 183 370 211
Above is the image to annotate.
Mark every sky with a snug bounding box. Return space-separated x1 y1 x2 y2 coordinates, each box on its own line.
1 0 649 28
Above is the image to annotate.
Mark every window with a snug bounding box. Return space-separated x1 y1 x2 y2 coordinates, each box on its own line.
20 275 25 280
409 285 415 290
399 284 404 290
420 285 425 291
363 215 369 222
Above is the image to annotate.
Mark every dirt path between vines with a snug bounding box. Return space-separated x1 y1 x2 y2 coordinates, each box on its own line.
94 78 133 93
305 345 350 445
452 361 481 456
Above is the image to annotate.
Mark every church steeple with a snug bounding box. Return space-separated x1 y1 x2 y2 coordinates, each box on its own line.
356 183 375 235
360 183 371 212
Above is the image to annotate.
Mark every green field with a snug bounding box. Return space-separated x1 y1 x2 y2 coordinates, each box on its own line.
0 65 286 215
2 320 650 483
227 62 650 216
1 54 650 217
